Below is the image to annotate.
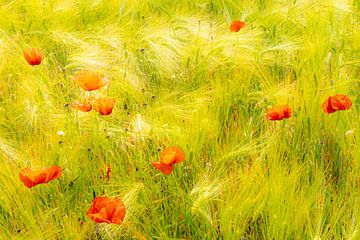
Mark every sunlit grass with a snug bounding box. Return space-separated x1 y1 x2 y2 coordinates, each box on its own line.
0 0 359 239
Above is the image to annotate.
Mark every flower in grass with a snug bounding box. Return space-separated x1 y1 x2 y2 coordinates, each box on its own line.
321 94 352 114
266 105 292 121
74 71 109 91
88 97 115 115
19 165 62 188
230 20 245 32
86 196 126 224
23 48 43 65
72 101 92 112
152 146 185 175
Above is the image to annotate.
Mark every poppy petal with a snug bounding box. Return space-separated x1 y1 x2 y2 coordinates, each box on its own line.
330 94 352 111
45 166 62 183
266 105 292 121
152 162 173 175
19 166 62 188
89 97 115 115
322 94 352 114
230 20 245 32
74 71 109 91
23 48 43 65
110 203 126 224
160 148 177 165
321 97 336 114
160 146 186 165
73 102 92 112
86 197 126 224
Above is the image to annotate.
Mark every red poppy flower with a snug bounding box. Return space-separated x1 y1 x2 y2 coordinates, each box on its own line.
152 146 185 175
266 105 292 121
19 165 62 188
23 48 43 65
86 196 126 225
89 97 115 115
72 101 92 112
230 20 245 32
74 71 109 91
321 94 352 114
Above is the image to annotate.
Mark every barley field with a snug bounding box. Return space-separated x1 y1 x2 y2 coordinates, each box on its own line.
0 0 360 239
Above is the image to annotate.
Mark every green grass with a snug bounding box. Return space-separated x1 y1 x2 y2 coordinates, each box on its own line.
0 0 360 239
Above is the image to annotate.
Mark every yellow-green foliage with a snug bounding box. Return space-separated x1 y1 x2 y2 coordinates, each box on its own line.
0 0 359 239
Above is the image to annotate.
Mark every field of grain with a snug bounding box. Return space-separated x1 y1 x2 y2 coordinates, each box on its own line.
0 0 359 239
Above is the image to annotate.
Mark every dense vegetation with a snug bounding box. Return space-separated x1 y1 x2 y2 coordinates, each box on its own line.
0 0 359 239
